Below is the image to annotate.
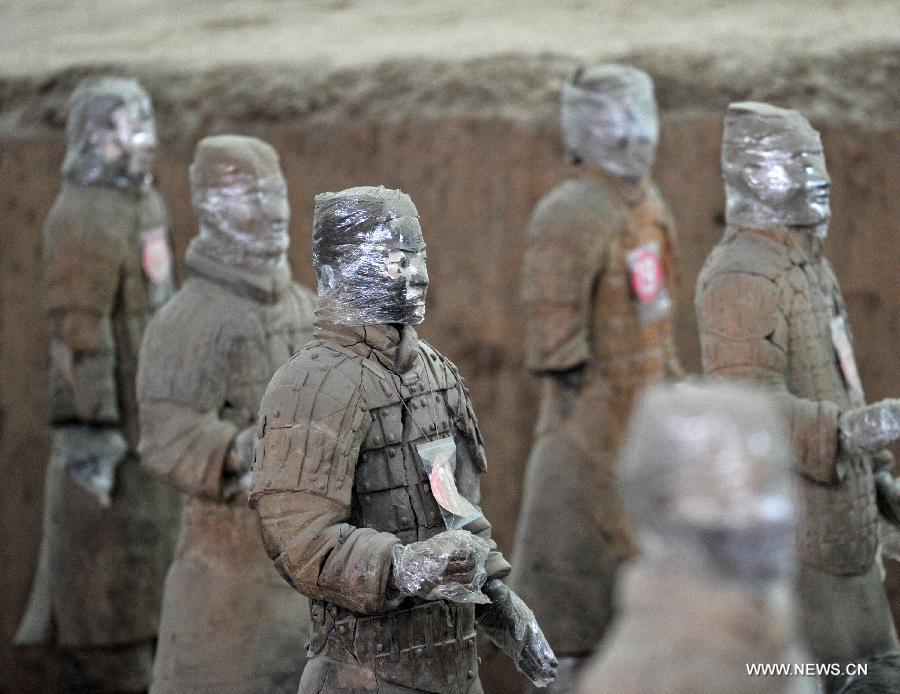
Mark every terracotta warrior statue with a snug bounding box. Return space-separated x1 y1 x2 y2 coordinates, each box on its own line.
577 381 815 694
696 101 900 665
250 186 558 693
137 135 316 692
14 77 180 691
510 64 682 691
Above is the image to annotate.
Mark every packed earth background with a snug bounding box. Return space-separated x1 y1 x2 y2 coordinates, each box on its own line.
1 1 899 691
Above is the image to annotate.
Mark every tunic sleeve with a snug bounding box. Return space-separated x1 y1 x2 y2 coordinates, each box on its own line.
522 190 606 374
250 351 404 614
136 289 240 498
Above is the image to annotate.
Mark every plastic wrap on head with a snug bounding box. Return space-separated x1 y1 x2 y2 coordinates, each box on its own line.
390 529 490 604
561 64 658 182
189 135 290 271
313 186 428 326
619 380 797 582
722 101 830 235
840 399 900 458
62 76 157 189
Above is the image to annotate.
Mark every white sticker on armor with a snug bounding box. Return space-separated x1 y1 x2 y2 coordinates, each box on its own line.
140 226 173 287
628 242 663 302
626 240 672 326
830 315 865 406
417 437 482 530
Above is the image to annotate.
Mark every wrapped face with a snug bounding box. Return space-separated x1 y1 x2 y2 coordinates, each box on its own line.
561 64 659 182
723 101 830 236
190 135 290 270
620 381 797 583
313 186 429 326
62 77 157 189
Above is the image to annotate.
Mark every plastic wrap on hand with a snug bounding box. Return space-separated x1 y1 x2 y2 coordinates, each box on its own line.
313 186 428 326
62 76 157 190
223 424 257 501
840 399 900 458
391 529 489 604
722 101 830 235
189 135 290 270
620 381 797 582
561 64 658 182
50 425 128 507
876 470 900 531
477 579 558 687
229 424 257 473
881 521 900 564
417 437 482 530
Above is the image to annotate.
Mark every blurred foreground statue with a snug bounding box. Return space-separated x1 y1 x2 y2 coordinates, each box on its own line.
577 381 815 694
15 77 180 692
137 135 315 693
510 64 682 691
696 102 900 664
250 186 558 693
829 653 900 693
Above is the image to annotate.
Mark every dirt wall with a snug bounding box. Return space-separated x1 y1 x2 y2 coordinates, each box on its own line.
1 72 899 692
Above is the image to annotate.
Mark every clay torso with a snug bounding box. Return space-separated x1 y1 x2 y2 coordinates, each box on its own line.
695 226 899 664
251 323 507 694
45 181 176 445
697 227 877 575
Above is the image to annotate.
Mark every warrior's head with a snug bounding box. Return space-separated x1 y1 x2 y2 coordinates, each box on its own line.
561 64 658 184
723 101 830 237
63 77 157 190
312 186 428 326
190 135 290 271
620 380 797 584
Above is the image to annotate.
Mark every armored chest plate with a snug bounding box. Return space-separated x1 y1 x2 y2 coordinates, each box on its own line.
350 345 466 544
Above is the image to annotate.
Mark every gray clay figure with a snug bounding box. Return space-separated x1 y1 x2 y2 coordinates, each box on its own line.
136 135 316 693
250 186 558 693
509 64 682 692
577 381 815 694
14 76 180 692
696 101 900 665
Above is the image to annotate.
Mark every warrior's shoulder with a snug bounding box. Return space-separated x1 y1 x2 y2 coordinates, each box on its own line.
43 184 125 257
417 340 463 391
699 229 792 285
528 178 620 241
145 278 235 340
142 185 168 218
645 183 675 223
260 341 368 424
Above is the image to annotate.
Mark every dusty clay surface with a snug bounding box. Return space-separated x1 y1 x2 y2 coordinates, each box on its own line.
3 1 899 77
1 1 900 135
1 2 899 692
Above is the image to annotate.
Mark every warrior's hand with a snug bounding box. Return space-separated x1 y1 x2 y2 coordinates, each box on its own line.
476 579 558 687
875 471 900 527
390 530 490 603
51 425 128 507
839 399 900 458
225 425 257 474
